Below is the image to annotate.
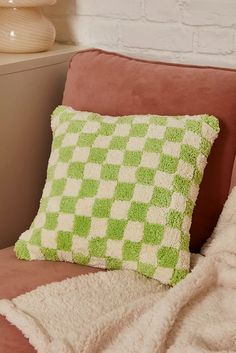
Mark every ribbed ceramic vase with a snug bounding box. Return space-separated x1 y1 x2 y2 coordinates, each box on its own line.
0 0 56 53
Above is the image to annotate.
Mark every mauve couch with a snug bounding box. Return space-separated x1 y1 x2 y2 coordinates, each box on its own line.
0 49 236 353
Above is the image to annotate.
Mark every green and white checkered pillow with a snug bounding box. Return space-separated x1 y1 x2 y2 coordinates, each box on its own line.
15 106 220 285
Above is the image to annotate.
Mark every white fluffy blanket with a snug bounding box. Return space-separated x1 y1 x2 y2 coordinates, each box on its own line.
1 188 236 353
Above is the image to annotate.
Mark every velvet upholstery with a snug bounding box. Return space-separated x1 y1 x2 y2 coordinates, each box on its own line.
63 49 236 252
0 247 102 353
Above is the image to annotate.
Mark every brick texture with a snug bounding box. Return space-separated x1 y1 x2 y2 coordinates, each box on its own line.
44 0 236 68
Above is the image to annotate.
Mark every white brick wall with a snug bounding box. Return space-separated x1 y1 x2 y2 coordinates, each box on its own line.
44 0 236 68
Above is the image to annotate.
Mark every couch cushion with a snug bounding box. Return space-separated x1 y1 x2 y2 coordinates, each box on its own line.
63 49 236 252
0 247 102 353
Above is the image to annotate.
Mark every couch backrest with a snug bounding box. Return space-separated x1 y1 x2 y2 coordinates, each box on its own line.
63 49 236 252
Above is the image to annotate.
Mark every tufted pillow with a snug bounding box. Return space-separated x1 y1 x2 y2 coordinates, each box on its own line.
15 106 219 285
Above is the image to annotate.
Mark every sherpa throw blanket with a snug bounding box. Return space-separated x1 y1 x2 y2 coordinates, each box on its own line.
0 188 236 353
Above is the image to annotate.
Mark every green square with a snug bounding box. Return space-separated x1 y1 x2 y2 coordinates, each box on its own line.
73 253 90 265
15 240 30 260
59 147 73 162
201 138 211 157
88 148 107 163
123 241 141 261
151 187 172 207
45 213 58 230
51 179 66 196
171 269 188 285
53 135 64 149
115 183 135 201
73 216 91 237
167 210 184 230
159 154 178 174
99 123 115 136
165 127 184 142
68 162 84 179
130 124 148 137
180 234 189 251
79 179 99 198
107 219 127 240
124 151 142 166
41 248 59 261
110 136 128 150
89 238 107 257
29 230 41 246
144 138 163 153
106 257 122 270
128 202 148 222
47 166 55 181
57 231 73 251
158 247 179 268
93 199 112 218
173 175 190 196
185 199 194 217
136 167 155 185
186 120 202 134
101 164 120 181
180 145 198 166
143 223 164 244
67 120 85 133
150 116 167 125
138 263 156 277
193 169 202 185
60 197 77 213
77 133 96 147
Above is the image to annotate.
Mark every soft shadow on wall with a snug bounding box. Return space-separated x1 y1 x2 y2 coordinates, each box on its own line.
43 0 77 44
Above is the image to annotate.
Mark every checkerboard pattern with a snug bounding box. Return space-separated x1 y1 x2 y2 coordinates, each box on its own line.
15 106 219 285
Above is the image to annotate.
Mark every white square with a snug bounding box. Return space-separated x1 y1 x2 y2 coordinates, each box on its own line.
140 244 159 265
27 245 44 260
177 160 194 180
114 124 131 136
202 121 216 143
97 180 117 199
106 239 123 259
49 150 59 165
176 250 190 270
170 192 186 212
72 236 89 255
123 261 137 270
162 141 181 157
57 251 73 262
118 166 136 183
54 122 69 137
133 115 151 124
161 228 181 248
167 117 185 128
133 184 154 203
20 230 32 242
154 267 173 284
188 184 199 202
124 221 144 241
147 124 166 139
47 196 61 212
84 163 101 180
182 215 191 233
41 230 57 249
154 171 174 189
34 213 46 228
140 152 160 169
90 218 108 238
89 257 106 268
76 198 94 216
183 131 201 149
57 214 74 231
62 133 78 147
110 200 130 220
103 116 118 123
54 162 68 179
93 135 112 148
43 181 52 198
72 147 90 163
106 150 124 165
196 154 207 171
82 121 100 133
147 207 167 225
64 179 82 196
126 137 146 151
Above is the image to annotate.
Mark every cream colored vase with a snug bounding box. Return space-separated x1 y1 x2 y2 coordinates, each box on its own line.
0 0 56 53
